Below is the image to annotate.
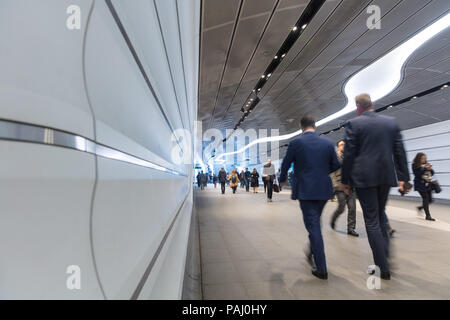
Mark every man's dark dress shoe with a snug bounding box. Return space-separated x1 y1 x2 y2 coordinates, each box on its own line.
312 270 328 280
426 216 436 221
381 271 391 280
347 230 359 237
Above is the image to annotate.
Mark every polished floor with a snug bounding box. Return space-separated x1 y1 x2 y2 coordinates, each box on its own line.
194 184 450 300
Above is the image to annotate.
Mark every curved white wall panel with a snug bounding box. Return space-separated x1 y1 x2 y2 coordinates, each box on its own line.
110 0 185 132
84 1 180 166
0 0 199 299
0 0 95 139
0 141 103 299
92 158 188 299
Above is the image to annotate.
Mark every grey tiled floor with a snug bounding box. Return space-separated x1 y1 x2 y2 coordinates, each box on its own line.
195 185 450 300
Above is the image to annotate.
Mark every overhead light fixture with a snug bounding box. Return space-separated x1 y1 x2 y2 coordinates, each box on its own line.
292 26 298 31
412 96 417 100
274 55 278 59
250 98 253 101
442 84 448 89
388 105 393 109
215 13 450 161
257 88 261 91
302 24 307 29
267 73 272 78
281 53 286 58
261 75 265 78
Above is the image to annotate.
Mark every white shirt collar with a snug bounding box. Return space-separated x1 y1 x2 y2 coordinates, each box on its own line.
303 128 315 133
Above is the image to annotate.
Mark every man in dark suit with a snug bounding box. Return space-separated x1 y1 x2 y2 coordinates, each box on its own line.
341 94 410 280
279 115 340 280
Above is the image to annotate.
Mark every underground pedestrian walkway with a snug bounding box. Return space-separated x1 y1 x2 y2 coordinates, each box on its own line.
194 185 450 300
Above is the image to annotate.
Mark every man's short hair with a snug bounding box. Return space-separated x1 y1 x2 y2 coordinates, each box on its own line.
300 115 315 129
336 139 345 147
355 93 372 109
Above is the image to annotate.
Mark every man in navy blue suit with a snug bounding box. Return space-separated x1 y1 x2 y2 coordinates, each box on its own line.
279 115 340 280
341 94 410 280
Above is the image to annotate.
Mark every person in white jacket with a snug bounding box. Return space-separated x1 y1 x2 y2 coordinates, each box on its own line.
262 159 276 202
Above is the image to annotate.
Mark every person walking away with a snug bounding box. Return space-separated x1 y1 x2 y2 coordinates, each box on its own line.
413 153 436 221
244 168 251 192
250 168 260 193
276 169 283 191
330 140 359 237
199 171 206 190
341 94 410 281
279 115 340 280
213 174 218 189
228 169 239 194
218 167 227 194
239 170 246 188
262 159 276 202
196 172 201 188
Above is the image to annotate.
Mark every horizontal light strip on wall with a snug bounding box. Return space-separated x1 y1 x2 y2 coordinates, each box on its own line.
0 119 186 177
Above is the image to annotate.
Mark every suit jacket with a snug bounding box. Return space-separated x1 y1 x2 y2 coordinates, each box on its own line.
280 131 340 200
341 110 409 188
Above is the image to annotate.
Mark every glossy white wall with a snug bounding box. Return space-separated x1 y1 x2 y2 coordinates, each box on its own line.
0 0 199 299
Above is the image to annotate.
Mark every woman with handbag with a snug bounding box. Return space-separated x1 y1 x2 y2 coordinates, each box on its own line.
228 169 240 194
412 152 435 221
250 168 260 193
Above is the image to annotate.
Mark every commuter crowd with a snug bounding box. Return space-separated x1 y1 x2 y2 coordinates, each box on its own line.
197 93 441 281
197 159 283 202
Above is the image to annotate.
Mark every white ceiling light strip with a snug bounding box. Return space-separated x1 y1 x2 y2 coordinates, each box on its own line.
215 12 450 161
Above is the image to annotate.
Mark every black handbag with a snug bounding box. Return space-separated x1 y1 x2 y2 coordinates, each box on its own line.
431 180 441 193
273 184 280 193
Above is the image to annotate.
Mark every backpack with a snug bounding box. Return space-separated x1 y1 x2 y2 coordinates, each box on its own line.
231 175 237 184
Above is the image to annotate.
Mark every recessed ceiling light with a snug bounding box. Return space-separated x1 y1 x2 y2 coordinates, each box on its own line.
281 53 286 58
261 75 265 78
412 96 417 99
302 24 307 29
252 89 256 92
292 26 298 31
257 88 261 91
267 73 272 77
274 55 278 59
388 105 393 109
442 84 449 89
250 99 253 101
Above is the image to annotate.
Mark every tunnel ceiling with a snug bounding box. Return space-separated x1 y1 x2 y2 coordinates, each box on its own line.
198 0 450 159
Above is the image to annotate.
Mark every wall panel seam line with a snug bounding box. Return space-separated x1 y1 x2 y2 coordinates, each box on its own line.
175 0 192 128
404 131 450 142
131 191 190 300
82 0 107 300
104 0 183 152
153 0 187 131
